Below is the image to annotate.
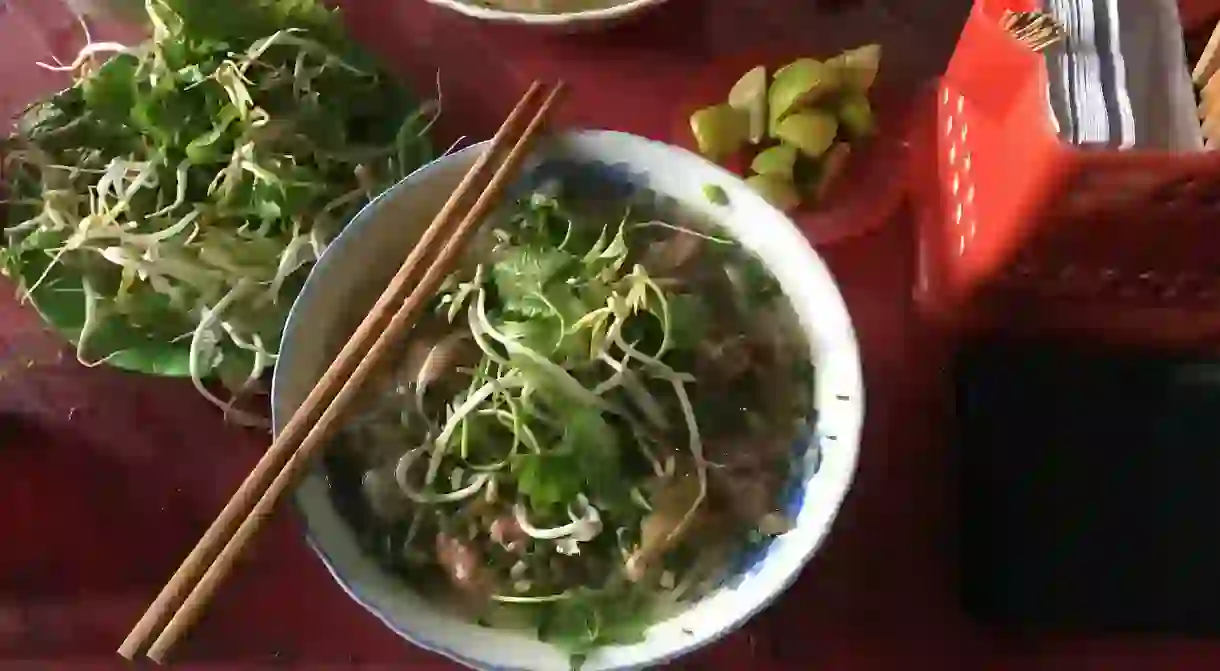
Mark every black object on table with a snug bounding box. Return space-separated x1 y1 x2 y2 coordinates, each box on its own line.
957 336 1220 634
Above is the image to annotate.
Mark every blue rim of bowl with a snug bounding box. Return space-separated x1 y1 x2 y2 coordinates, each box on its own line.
274 130 865 671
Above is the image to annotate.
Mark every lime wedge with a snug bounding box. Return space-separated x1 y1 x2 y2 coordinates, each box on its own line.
689 104 749 160
775 111 838 158
828 43 881 93
750 144 799 179
773 57 809 81
768 58 840 131
728 65 768 144
838 95 874 138
745 174 801 212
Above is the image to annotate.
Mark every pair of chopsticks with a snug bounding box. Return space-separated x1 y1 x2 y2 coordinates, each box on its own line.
1194 22 1220 146
117 80 566 663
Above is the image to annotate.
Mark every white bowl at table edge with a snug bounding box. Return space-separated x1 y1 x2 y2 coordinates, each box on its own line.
421 0 670 28
271 129 864 671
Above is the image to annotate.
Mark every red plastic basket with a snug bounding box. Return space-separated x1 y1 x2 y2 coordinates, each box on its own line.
912 0 1220 350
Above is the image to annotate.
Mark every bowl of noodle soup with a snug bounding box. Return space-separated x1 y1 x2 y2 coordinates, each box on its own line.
272 129 863 670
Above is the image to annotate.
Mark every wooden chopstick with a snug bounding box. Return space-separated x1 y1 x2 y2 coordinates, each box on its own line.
117 80 546 661
146 82 565 661
1195 21 1220 87
1198 26 1220 147
120 80 565 662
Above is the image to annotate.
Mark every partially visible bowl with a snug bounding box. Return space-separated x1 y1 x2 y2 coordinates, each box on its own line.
271 129 865 670
421 0 671 30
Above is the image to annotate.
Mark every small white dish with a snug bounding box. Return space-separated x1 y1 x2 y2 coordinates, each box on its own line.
272 129 864 670
421 0 670 30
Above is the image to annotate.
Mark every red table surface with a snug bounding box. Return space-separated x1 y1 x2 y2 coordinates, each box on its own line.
2 0 1220 669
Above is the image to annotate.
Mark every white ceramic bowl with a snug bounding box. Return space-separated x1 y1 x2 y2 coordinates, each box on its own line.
271 130 865 670
421 0 670 30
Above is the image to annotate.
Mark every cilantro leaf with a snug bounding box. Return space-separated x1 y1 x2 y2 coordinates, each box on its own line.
508 191 577 249
81 54 139 124
559 404 624 503
513 451 584 511
539 587 654 668
510 401 625 513
499 318 563 356
491 245 573 314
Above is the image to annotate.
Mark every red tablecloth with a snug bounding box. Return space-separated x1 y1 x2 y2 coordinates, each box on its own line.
3 0 1220 668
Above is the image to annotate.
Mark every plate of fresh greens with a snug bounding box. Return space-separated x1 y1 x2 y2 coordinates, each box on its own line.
0 0 436 425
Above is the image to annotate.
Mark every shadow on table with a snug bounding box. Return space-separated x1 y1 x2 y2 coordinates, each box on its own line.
0 412 209 598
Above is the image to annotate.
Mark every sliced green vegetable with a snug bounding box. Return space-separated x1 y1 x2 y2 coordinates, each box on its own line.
838 94 875 138
727 65 768 144
767 58 840 131
745 174 801 212
750 144 799 179
775 111 839 158
827 43 882 92
689 104 749 160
